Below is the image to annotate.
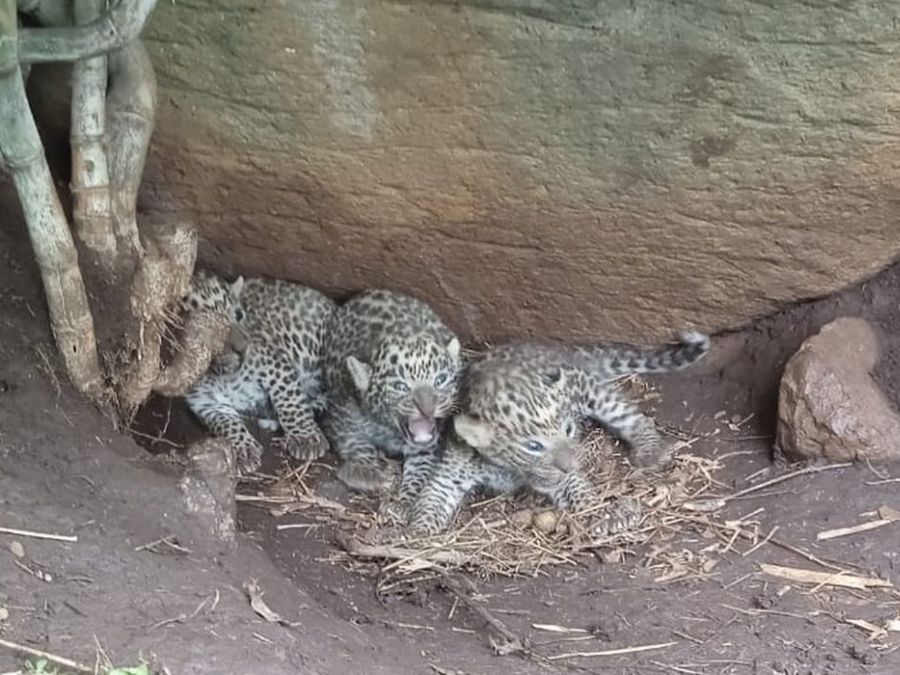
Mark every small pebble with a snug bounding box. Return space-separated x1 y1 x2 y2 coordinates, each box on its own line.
9 541 24 558
532 510 561 535
0 607 8 622
509 509 533 529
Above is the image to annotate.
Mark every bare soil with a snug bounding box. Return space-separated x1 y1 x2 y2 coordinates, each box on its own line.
3 193 900 674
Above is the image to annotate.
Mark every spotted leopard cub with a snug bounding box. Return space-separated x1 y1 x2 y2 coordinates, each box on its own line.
407 332 710 535
180 269 250 376
321 290 462 507
183 269 337 475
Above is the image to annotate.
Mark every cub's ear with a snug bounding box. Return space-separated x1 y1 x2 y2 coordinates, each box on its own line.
446 337 461 363
454 414 493 449
229 275 245 299
346 356 373 394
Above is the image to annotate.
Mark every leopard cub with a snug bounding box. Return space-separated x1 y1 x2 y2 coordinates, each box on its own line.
407 331 710 536
182 269 337 475
321 289 462 507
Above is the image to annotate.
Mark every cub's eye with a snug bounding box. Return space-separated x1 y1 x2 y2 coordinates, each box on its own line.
522 440 545 454
392 381 410 393
234 307 246 322
434 373 449 387
565 422 577 438
189 298 200 309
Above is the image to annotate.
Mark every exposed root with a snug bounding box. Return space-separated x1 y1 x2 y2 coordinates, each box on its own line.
118 320 162 410
3 0 162 401
0 4 102 395
119 224 228 410
154 310 231 396
18 0 160 64
107 39 156 259
70 0 115 265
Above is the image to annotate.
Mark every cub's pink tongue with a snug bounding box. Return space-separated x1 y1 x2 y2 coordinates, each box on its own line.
407 417 435 444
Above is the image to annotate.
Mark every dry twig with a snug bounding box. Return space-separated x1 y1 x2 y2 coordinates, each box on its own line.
0 637 92 672
760 563 892 590
817 519 894 541
547 640 678 661
438 573 528 655
0 526 77 542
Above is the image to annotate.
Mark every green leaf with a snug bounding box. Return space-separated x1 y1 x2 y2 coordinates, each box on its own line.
107 666 149 675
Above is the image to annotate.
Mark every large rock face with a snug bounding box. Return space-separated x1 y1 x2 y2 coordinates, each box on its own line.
138 0 900 342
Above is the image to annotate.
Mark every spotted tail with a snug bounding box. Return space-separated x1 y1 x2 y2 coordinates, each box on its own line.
575 330 710 379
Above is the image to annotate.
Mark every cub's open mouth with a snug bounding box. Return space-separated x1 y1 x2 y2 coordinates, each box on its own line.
405 416 437 445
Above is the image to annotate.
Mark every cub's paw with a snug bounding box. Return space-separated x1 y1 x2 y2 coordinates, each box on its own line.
337 458 393 493
376 499 409 528
590 497 643 539
405 515 443 539
629 437 676 471
233 439 264 477
276 431 330 461
210 349 243 376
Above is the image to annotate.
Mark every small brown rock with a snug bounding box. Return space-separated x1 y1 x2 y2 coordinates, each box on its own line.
777 317 900 462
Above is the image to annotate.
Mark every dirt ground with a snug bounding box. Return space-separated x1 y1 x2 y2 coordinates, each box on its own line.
3 197 900 675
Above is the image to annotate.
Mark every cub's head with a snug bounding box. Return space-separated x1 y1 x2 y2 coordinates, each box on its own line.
182 269 247 326
346 334 462 447
453 363 584 487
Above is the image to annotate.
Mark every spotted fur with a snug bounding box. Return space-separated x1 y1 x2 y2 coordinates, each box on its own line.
183 270 337 475
321 290 462 506
407 332 710 535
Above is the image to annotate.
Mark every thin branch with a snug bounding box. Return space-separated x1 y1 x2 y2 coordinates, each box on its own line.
0 637 92 672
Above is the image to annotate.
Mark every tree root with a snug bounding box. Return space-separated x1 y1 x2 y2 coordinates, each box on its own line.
154 311 232 397
3 0 215 411
107 39 156 262
70 0 115 265
0 0 102 395
118 224 231 410
18 0 159 64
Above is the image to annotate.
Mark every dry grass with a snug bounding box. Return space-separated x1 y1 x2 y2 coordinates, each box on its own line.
242 376 760 583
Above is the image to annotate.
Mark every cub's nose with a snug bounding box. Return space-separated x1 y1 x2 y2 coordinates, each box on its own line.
412 386 437 417
550 442 578 473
